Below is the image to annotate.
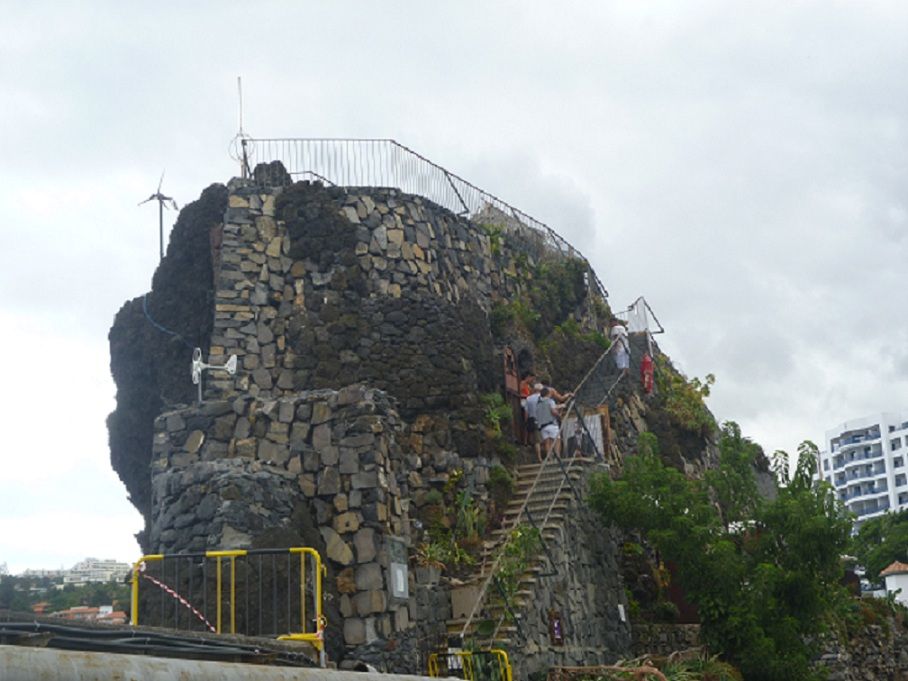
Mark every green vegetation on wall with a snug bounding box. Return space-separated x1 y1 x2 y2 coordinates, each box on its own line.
488 256 613 397
416 471 489 575
490 257 602 343
479 223 505 256
479 392 518 463
654 355 716 435
491 524 542 617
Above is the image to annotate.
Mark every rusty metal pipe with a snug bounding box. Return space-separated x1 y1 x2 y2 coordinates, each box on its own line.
0 646 424 681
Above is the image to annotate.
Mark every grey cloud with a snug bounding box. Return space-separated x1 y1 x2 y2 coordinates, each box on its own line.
3 1 908 568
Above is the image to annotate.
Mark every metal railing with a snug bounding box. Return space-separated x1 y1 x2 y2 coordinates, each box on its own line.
461 340 627 643
428 649 513 681
615 296 664 335
239 137 608 300
131 547 325 658
461 319 660 644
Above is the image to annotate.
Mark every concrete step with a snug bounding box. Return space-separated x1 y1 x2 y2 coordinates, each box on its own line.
485 525 560 546
505 483 576 504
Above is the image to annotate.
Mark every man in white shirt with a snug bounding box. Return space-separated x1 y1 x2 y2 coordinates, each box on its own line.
524 383 543 461
610 322 630 373
535 387 562 460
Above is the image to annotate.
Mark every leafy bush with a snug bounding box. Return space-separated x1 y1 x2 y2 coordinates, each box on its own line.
654 355 715 435
654 599 680 623
455 490 486 539
414 542 447 570
479 223 504 256
584 330 610 349
492 525 542 614
488 465 514 507
851 508 908 581
480 392 513 438
591 428 852 681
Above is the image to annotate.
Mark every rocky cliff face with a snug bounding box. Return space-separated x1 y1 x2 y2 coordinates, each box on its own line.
108 163 723 664
108 183 226 538
108 167 616 539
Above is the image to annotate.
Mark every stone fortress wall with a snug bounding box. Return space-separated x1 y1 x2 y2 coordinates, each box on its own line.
140 165 623 663
111 161 908 679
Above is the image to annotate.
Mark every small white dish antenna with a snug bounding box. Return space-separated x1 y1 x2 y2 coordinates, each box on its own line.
191 347 238 404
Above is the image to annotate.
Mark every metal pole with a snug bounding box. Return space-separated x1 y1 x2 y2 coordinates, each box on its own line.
158 199 164 261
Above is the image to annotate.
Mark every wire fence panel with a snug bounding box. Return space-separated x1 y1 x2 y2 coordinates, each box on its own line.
130 548 324 650
239 137 608 300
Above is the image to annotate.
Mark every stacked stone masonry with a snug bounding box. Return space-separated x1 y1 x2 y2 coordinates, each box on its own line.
205 177 567 420
512 469 633 679
151 386 415 646
138 169 629 665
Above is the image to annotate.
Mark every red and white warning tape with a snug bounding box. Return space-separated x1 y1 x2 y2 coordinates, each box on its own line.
139 562 216 633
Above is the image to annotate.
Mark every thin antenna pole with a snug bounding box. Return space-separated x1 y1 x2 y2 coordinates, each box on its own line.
237 76 249 179
158 199 164 260
237 76 244 134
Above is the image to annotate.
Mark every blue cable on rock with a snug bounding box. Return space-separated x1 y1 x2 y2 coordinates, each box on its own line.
142 294 194 350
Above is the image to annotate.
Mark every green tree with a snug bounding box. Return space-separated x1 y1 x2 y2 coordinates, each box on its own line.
852 508 908 581
706 422 762 531
590 426 852 681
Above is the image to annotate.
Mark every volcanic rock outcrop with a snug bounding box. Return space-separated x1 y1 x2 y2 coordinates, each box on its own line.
108 162 719 671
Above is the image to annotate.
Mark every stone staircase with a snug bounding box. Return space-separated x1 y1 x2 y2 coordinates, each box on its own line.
446 455 592 647
445 331 652 648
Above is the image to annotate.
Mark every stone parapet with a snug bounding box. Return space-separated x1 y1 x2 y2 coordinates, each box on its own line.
202 177 604 430
149 385 412 646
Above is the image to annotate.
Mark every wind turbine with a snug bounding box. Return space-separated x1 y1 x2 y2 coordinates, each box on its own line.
139 171 178 261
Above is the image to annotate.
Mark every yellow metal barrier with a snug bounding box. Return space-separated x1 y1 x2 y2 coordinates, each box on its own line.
131 547 325 653
428 650 512 681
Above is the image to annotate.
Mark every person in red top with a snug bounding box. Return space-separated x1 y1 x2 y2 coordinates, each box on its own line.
520 373 538 450
519 372 536 399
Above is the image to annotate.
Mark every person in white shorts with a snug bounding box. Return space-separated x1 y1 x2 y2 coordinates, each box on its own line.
535 387 562 460
524 383 543 460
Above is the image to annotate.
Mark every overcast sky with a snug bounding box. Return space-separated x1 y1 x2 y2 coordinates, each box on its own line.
1 2 906 574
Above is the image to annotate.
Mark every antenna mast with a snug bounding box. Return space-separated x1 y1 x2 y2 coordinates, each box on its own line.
229 76 252 178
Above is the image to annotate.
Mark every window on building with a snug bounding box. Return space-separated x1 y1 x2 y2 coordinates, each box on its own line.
897 474 907 488
890 425 896 433
823 460 829 471
895 457 905 469
892 438 903 451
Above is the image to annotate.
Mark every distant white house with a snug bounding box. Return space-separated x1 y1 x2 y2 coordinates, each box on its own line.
817 412 908 529
880 561 908 606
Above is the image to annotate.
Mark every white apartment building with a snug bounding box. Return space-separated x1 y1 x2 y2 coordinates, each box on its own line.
817 412 908 527
62 558 131 585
